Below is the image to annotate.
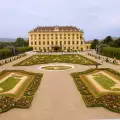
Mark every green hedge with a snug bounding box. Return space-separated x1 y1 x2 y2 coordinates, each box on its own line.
100 47 120 59
16 47 33 53
0 47 33 60
0 48 14 60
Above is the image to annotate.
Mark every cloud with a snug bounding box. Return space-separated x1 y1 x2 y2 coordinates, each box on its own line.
0 0 120 40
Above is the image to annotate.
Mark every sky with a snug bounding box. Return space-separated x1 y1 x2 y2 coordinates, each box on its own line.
0 0 120 40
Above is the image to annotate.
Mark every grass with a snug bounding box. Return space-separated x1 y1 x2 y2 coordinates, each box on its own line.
94 74 116 90
42 66 72 70
14 54 99 66
0 77 20 92
0 72 34 99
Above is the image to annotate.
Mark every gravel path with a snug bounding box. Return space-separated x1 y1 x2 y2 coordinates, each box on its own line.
0 53 120 120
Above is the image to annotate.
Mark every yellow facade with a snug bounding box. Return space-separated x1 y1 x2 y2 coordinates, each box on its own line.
28 26 91 52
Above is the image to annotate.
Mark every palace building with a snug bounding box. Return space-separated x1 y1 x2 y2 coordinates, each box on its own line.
28 26 91 52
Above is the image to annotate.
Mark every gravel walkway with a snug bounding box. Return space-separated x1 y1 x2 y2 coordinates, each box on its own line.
0 53 120 120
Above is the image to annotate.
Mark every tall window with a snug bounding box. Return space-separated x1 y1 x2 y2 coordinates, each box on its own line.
39 41 41 45
72 41 74 44
81 41 83 44
43 41 45 45
76 41 79 44
64 41 66 44
35 41 37 45
68 41 70 44
51 41 53 45
31 41 33 45
47 41 49 45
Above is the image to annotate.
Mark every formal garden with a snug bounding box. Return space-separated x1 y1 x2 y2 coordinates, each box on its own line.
71 68 120 113
14 54 99 66
0 70 43 113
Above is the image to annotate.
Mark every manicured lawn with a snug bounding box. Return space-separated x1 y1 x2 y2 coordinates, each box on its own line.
94 74 116 90
0 77 20 92
14 54 99 66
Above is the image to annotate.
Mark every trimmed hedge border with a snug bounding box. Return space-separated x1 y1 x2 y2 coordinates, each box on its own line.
14 54 100 66
71 68 120 113
0 70 43 113
100 47 120 59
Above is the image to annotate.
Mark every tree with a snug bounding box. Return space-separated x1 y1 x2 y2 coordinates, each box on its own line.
103 36 113 45
14 37 26 47
112 38 120 47
91 39 99 49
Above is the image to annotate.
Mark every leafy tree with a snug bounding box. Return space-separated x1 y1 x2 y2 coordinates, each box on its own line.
14 37 26 47
91 39 99 49
112 38 120 47
103 36 113 45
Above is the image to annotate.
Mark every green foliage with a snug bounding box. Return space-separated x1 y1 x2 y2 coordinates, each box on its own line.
14 37 27 47
0 48 14 60
100 47 120 59
91 39 99 49
103 36 113 45
16 47 33 54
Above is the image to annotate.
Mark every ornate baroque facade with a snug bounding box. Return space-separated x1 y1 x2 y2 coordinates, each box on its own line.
28 26 91 52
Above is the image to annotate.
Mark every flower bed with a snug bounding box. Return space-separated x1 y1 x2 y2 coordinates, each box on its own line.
0 70 43 113
71 68 120 113
14 54 100 66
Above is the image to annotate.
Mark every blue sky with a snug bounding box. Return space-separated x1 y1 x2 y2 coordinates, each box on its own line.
0 0 120 40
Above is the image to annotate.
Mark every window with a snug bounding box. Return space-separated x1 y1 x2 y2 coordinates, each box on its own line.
56 37 58 39
72 34 74 36
68 41 70 44
43 41 45 45
64 47 66 50
77 47 79 49
60 37 62 39
56 41 58 45
68 34 70 36
39 37 41 40
31 41 33 45
77 37 79 39
47 47 49 50
64 37 66 39
39 41 41 45
51 41 53 45
43 37 45 39
60 41 62 45
81 41 83 44
72 41 74 44
76 41 79 44
68 37 70 39
47 41 49 45
35 41 37 45
39 34 41 37
64 41 66 44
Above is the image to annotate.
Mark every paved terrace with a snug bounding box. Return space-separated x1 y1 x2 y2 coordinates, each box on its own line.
0 52 120 120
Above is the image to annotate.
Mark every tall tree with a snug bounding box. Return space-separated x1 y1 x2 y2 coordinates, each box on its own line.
103 36 113 45
91 39 99 49
14 37 26 47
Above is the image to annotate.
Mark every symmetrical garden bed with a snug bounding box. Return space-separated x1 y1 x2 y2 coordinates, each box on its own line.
0 70 43 113
71 68 120 113
14 54 99 66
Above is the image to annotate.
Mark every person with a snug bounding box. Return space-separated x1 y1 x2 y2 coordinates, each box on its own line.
95 64 98 69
